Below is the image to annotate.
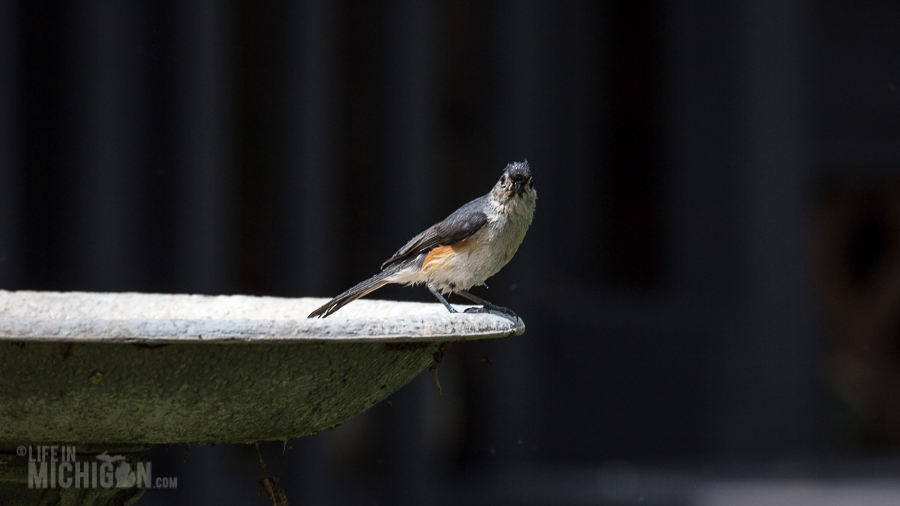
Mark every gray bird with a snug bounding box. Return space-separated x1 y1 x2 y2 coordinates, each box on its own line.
308 161 536 319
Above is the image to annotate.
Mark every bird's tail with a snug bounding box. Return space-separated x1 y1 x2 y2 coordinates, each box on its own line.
307 265 401 318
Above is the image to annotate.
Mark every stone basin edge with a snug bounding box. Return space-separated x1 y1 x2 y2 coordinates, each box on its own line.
0 314 525 343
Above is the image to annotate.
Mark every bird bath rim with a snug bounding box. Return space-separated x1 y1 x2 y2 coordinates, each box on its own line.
0 290 525 343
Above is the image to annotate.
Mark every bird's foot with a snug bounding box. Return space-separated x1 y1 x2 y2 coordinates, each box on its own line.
464 304 518 322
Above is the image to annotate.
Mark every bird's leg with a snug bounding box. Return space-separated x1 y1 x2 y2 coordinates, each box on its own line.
428 283 458 313
457 290 519 320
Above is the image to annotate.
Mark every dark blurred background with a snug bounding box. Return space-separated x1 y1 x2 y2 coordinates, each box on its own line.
3 0 900 504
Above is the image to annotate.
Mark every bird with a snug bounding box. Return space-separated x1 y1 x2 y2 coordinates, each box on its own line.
308 161 536 320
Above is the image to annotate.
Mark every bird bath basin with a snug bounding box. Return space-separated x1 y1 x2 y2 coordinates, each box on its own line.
0 290 524 505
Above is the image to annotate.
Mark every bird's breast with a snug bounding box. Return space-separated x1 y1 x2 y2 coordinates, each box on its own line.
416 205 532 293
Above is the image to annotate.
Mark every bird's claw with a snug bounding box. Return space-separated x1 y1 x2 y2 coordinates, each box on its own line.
464 305 519 322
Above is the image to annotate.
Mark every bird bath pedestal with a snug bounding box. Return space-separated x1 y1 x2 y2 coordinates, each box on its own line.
0 290 524 505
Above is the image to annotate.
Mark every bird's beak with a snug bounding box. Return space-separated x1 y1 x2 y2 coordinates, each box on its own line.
512 180 523 195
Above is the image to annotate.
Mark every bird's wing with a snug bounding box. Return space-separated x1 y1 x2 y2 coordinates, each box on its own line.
381 195 489 270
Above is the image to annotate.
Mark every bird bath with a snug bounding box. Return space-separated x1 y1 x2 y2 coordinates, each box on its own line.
0 290 524 505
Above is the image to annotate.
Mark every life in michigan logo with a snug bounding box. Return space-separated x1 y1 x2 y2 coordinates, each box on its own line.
22 445 177 490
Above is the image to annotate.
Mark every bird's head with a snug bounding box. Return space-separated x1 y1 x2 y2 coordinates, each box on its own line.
494 160 535 203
